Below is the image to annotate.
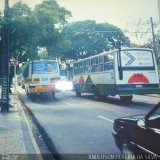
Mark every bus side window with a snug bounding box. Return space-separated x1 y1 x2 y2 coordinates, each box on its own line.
91 58 98 72
78 62 84 74
74 63 78 75
104 54 114 71
85 67 88 73
99 56 104 71
85 66 91 73
104 62 113 71
92 65 98 72
84 59 91 73
78 68 84 74
98 64 104 71
74 69 78 75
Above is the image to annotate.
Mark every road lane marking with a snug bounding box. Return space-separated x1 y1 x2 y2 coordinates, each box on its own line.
84 102 93 104
98 115 114 123
63 101 92 106
63 102 74 106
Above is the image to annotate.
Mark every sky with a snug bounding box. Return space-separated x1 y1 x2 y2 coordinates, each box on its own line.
0 0 159 43
58 0 159 28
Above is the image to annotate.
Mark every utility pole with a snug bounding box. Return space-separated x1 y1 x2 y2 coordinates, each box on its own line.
1 0 10 112
158 0 160 21
150 17 157 59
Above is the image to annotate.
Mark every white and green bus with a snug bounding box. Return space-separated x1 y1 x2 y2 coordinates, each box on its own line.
72 48 160 102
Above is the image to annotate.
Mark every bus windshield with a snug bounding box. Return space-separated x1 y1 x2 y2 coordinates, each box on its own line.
120 50 154 68
32 61 57 74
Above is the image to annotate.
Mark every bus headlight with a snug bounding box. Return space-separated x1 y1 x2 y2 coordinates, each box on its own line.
55 81 73 91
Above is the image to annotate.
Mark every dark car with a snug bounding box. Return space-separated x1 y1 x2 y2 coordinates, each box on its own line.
112 102 160 159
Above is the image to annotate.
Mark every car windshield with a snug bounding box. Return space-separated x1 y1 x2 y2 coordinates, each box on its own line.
144 102 160 130
149 105 160 118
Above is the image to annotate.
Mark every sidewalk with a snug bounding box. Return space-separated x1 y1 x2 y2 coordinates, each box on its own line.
0 91 41 159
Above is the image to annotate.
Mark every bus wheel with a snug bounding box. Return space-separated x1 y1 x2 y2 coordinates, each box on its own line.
52 92 55 99
94 91 100 100
76 90 81 97
120 95 133 103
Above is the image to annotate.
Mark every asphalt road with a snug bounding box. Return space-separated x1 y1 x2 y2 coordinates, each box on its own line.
17 86 160 158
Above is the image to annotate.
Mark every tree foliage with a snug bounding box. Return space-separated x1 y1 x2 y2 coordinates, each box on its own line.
9 2 39 61
33 0 71 58
0 0 130 64
0 0 71 63
62 20 130 60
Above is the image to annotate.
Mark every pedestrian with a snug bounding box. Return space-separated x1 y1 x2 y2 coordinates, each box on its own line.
9 64 14 93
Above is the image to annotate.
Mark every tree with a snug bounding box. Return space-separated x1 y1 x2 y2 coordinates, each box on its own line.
33 0 71 58
0 0 71 63
62 20 129 60
9 2 39 62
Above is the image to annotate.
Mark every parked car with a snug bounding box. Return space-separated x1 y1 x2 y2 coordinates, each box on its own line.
112 102 160 159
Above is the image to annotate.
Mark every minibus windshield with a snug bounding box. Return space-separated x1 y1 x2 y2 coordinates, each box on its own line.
32 61 57 74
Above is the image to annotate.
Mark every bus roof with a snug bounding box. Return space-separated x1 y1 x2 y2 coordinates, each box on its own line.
26 59 58 64
33 59 57 62
72 48 153 64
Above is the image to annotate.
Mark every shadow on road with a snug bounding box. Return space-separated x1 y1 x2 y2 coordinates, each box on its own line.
80 94 155 109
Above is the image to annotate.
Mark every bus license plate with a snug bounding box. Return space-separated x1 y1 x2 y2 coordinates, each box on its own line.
135 85 142 88
40 78 49 84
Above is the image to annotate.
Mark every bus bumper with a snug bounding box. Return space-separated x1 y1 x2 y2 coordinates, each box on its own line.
116 84 160 95
28 85 55 94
